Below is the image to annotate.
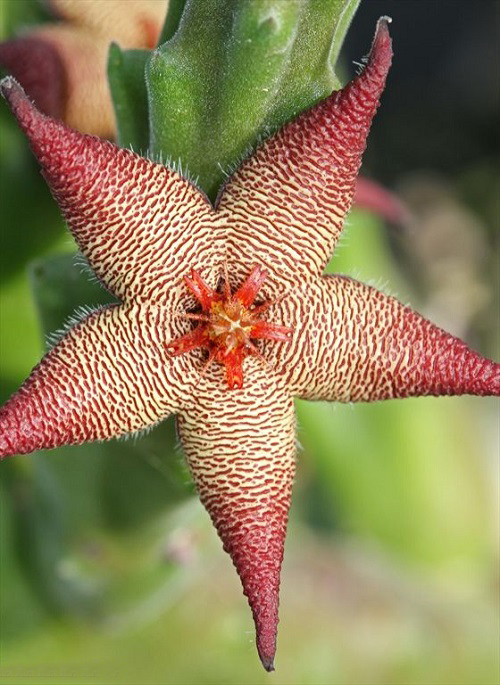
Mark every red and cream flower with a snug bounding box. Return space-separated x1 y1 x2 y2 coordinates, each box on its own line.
0 19 498 670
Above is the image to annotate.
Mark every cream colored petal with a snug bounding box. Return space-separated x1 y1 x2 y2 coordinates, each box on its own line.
217 19 392 297
48 0 168 48
31 25 115 136
1 78 218 304
177 359 296 670
266 276 500 400
0 303 191 457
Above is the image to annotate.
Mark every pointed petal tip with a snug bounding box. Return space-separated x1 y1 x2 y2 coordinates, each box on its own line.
260 655 275 672
480 359 500 396
0 398 32 458
375 15 392 40
253 594 279 673
326 13 392 147
0 73 19 97
378 15 393 28
370 15 393 62
257 622 277 671
350 16 391 89
429 343 500 398
0 68 106 184
0 74 65 158
0 74 38 123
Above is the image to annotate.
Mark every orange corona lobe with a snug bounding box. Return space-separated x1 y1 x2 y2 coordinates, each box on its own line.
167 265 292 389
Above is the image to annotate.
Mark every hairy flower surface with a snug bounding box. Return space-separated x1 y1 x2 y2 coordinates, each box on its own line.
0 0 168 136
0 19 498 670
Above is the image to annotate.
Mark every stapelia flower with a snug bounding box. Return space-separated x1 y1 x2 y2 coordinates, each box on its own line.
0 19 498 669
0 0 168 136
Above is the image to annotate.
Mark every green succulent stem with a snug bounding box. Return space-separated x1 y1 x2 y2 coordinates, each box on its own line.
108 0 360 201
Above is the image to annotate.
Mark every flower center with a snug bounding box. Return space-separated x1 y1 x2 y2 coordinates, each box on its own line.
209 301 252 347
167 265 292 389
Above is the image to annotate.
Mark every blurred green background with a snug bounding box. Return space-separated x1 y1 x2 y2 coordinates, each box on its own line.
0 1 498 684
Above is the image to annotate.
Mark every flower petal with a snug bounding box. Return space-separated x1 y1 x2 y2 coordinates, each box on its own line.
218 17 392 294
0 77 217 304
0 25 124 137
32 26 115 137
0 0 167 137
267 276 500 400
0 304 188 458
177 360 296 671
48 0 168 48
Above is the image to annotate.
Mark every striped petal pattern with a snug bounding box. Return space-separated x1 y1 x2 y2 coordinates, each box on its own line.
264 276 500 401
1 18 498 671
218 18 392 294
0 305 190 456
0 77 217 305
178 360 296 672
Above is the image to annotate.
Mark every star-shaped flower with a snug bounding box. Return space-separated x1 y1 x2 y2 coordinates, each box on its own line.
0 19 498 670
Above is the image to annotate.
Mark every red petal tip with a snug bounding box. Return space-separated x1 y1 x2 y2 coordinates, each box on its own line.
260 656 275 673
378 15 393 28
0 75 46 136
0 391 42 458
0 74 20 99
368 15 393 69
1 75 83 179
185 447 291 671
256 617 278 671
375 15 392 43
